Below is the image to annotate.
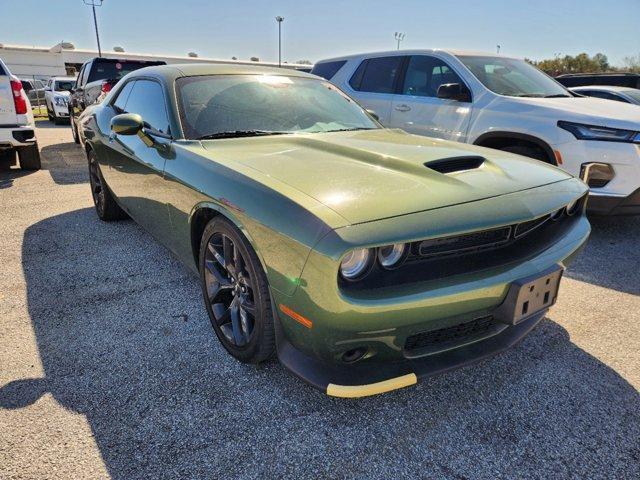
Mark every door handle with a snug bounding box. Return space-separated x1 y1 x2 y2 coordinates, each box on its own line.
395 104 412 112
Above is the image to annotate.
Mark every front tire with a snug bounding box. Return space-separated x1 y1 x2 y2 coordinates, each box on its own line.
17 144 41 170
88 149 127 221
199 218 275 363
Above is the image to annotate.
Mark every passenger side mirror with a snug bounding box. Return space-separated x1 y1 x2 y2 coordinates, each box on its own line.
366 109 379 121
437 83 471 102
110 113 143 136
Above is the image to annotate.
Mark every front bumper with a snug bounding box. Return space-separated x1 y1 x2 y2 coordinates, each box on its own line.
587 188 640 216
53 104 69 117
277 309 546 398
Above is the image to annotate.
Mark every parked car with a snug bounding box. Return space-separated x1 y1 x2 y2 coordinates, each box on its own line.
44 76 75 124
0 58 40 170
69 57 166 143
20 78 46 107
570 85 640 105
80 63 589 397
314 50 640 215
556 72 640 89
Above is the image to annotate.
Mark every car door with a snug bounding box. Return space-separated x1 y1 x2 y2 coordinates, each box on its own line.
70 63 87 121
346 55 406 124
103 78 174 241
389 55 473 142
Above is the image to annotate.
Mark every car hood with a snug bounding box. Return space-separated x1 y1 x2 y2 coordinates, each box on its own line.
201 129 572 225
512 96 640 130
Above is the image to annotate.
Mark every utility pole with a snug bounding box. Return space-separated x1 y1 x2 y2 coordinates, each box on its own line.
84 0 103 57
275 16 284 67
394 32 405 50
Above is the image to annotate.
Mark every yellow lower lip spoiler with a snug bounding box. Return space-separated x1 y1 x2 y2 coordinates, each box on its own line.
326 373 417 398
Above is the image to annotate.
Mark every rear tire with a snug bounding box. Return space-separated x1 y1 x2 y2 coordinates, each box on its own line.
17 144 41 170
498 144 551 164
199 218 275 364
88 149 127 221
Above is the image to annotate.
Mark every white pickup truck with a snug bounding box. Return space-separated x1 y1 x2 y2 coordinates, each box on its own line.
0 58 41 170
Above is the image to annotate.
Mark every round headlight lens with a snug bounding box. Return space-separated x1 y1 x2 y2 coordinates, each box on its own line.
377 243 407 269
566 198 579 216
340 248 373 280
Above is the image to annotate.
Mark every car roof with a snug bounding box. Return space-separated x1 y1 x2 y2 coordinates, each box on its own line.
131 63 319 81
316 49 520 63
570 85 635 93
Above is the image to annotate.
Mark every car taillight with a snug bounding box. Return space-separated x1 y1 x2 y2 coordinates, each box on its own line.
101 81 113 94
10 79 27 114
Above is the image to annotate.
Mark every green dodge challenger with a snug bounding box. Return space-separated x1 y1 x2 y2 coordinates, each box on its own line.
79 64 590 397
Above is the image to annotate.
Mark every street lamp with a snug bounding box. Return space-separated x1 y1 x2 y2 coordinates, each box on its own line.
496 44 501 54
394 32 405 50
83 0 103 57
275 16 284 67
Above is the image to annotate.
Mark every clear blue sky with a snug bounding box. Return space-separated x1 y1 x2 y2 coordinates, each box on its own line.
3 0 638 65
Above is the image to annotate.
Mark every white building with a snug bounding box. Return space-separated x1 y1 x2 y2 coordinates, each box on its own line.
0 42 311 80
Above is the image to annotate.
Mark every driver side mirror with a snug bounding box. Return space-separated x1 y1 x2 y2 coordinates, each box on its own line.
437 83 471 102
111 113 143 136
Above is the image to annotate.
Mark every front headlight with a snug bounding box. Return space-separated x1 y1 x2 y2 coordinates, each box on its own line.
558 121 640 143
54 96 68 106
377 243 408 269
339 248 374 281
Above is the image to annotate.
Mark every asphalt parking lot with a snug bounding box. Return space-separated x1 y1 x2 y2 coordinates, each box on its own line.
0 121 639 480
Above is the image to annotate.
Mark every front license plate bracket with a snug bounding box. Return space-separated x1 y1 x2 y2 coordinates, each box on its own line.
494 265 563 325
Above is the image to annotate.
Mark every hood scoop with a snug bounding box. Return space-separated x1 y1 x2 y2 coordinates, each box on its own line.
425 156 485 174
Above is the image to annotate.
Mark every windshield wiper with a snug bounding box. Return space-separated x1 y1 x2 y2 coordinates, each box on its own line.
197 130 289 140
544 94 572 98
323 127 377 133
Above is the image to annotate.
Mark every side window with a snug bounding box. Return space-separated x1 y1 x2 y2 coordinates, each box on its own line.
402 56 465 97
112 81 135 113
122 80 170 134
349 56 404 94
79 63 90 86
310 60 347 80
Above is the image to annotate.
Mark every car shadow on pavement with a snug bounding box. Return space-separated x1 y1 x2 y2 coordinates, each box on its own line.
1 208 639 479
39 142 88 186
565 215 640 296
0 163 35 189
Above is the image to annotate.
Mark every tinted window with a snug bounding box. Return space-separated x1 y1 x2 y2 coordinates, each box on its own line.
112 81 136 113
88 61 162 83
79 63 89 86
122 80 170 134
21 81 33 92
350 56 404 94
54 80 74 92
584 91 629 103
402 56 465 97
310 61 347 80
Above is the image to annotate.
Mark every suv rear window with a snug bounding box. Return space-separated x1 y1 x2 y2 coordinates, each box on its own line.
311 61 346 80
87 60 165 83
349 56 404 94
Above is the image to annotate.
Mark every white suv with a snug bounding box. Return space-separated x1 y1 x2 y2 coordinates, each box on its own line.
314 50 640 215
0 58 40 170
44 76 75 124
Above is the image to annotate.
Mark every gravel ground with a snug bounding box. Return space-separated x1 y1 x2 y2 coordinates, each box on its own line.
0 121 638 480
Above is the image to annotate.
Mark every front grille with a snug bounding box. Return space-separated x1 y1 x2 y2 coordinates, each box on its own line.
419 226 511 258
405 315 498 353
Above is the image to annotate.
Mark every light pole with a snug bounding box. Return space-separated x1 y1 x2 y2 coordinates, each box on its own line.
83 0 103 57
394 32 405 50
275 16 284 67
496 44 501 54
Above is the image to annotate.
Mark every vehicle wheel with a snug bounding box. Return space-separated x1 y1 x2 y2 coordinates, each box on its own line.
88 149 127 221
71 117 80 144
199 218 275 364
0 149 16 165
47 108 53 121
17 144 41 170
498 144 551 164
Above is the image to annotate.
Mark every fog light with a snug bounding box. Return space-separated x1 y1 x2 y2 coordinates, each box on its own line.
342 347 368 363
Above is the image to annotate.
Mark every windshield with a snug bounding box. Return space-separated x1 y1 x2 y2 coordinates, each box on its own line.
624 89 640 103
457 56 570 98
176 74 379 139
54 80 74 92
